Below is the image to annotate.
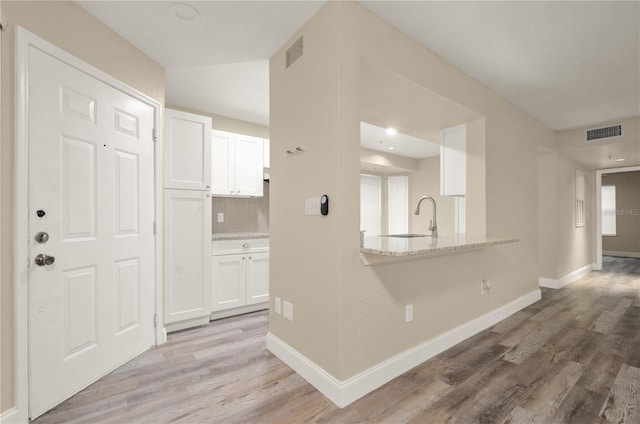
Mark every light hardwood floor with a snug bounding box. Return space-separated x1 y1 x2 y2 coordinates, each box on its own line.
34 256 640 423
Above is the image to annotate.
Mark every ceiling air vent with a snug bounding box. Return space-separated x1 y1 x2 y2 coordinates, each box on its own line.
286 36 303 69
585 124 623 142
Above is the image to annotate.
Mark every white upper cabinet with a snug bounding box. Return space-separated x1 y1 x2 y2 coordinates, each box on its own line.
211 130 264 197
440 123 467 197
211 131 235 195
164 109 212 190
263 139 270 168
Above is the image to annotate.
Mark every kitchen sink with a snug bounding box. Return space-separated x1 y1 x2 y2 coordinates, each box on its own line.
380 233 431 238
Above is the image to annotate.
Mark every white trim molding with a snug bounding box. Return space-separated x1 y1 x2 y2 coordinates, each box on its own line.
0 408 18 424
603 251 640 259
267 289 541 408
539 263 595 289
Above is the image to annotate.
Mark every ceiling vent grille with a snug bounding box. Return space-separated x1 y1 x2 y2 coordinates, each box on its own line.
585 124 623 142
286 36 303 69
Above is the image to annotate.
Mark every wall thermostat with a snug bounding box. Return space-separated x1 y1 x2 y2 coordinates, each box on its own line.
320 195 329 216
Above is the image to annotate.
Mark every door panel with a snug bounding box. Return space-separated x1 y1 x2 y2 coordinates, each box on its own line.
234 135 263 196
247 252 270 305
28 47 156 418
211 130 235 195
163 189 213 323
212 255 246 311
164 109 212 190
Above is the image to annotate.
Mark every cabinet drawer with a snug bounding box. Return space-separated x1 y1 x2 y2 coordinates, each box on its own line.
212 238 269 255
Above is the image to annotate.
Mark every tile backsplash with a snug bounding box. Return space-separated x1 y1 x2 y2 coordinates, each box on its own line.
211 181 269 233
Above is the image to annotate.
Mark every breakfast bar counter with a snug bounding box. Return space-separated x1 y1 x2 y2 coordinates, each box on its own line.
360 233 518 264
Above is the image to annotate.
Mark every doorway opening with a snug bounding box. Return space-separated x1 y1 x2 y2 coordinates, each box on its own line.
595 165 640 270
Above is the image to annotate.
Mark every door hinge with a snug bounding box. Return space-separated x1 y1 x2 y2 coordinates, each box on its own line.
152 128 158 142
153 221 157 234
153 313 158 328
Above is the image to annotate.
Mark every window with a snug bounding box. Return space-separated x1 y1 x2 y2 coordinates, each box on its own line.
360 174 409 235
601 185 616 236
360 174 381 234
388 176 408 234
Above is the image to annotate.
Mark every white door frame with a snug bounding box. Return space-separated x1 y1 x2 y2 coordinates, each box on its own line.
594 165 640 271
14 27 165 422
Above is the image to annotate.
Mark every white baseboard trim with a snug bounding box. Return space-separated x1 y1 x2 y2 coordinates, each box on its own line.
210 303 267 321
0 407 18 424
165 316 210 333
267 289 541 408
539 263 595 289
603 250 640 259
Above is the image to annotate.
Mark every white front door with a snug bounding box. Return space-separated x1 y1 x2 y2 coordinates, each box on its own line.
27 46 156 418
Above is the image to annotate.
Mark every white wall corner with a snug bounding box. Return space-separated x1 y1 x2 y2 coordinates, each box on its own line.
539 263 595 289
0 407 18 424
267 289 541 408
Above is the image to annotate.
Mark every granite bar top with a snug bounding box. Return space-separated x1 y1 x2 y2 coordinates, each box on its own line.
361 233 518 258
212 232 270 241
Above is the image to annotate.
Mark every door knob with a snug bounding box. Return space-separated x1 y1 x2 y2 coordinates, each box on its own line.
34 254 55 266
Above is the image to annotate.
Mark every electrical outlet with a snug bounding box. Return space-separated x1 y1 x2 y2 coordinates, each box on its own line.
217 213 224 223
283 301 293 321
275 297 282 315
481 279 491 295
405 304 414 322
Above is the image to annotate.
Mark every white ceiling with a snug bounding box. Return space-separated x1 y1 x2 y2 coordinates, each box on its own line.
360 122 440 159
79 1 639 133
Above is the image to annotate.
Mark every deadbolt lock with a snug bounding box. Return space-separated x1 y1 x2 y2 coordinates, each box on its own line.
35 232 49 243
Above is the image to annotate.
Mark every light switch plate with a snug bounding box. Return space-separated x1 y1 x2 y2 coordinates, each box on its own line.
217 213 224 223
275 297 282 315
305 197 321 216
405 304 414 322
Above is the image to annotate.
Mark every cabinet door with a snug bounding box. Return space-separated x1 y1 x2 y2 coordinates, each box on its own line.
440 123 466 197
212 254 247 311
164 108 212 190
211 130 235 196
164 189 212 323
263 139 270 169
246 252 269 305
234 134 264 197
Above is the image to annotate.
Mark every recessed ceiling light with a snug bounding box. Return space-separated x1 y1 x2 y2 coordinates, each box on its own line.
387 146 396 150
168 2 201 24
386 128 397 136
615 158 625 162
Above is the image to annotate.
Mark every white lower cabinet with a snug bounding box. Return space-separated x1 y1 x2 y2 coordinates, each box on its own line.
246 252 269 305
211 239 269 317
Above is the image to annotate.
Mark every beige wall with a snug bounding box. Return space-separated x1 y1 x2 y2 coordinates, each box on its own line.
555 155 595 277
360 147 419 174
538 150 558 279
166 104 269 139
538 151 595 279
270 1 551 381
0 1 164 413
408 156 454 235
555 117 640 169
603 171 640 254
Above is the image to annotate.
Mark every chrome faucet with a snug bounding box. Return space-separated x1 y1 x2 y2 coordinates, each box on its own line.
414 196 438 238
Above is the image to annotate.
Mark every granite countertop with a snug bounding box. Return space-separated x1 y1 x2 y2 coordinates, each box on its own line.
211 232 270 241
361 233 518 257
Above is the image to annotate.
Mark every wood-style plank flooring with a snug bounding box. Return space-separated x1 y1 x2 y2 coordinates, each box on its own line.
34 256 640 423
